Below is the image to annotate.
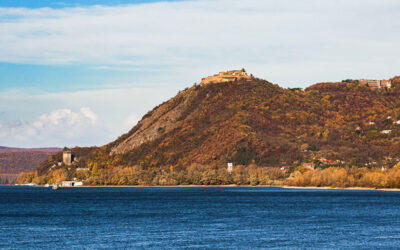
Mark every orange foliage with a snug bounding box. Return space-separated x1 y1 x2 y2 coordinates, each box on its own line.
287 167 400 188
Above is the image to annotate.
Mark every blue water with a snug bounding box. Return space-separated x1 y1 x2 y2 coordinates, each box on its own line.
1 187 400 249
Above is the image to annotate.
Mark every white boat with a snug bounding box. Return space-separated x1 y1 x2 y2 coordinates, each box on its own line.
52 184 60 190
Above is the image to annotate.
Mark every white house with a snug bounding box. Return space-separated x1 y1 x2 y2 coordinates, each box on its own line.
227 163 233 173
61 181 83 187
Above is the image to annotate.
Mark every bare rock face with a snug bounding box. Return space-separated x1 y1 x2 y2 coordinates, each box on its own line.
110 88 198 155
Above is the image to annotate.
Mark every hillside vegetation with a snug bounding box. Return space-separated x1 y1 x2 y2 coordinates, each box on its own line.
18 76 400 187
0 147 61 184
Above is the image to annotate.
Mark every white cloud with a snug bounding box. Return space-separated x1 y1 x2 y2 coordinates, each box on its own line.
123 113 139 131
31 108 96 132
80 107 98 124
0 86 177 147
0 107 106 147
0 0 399 85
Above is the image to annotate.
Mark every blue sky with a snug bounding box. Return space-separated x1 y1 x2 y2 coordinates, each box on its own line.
1 0 400 147
0 0 186 93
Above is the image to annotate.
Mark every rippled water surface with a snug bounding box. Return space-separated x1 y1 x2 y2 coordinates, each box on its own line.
1 186 400 249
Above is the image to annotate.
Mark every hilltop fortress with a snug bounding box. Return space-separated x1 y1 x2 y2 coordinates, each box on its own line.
358 79 392 89
201 70 394 90
201 68 252 84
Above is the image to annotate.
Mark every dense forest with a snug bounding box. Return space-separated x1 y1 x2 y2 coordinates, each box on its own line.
17 75 400 188
287 164 400 188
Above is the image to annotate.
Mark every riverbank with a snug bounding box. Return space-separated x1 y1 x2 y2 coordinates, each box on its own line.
63 184 273 188
15 184 400 191
83 185 400 191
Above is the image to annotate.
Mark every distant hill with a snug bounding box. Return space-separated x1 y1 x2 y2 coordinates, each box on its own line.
0 146 61 153
20 73 400 186
0 147 61 184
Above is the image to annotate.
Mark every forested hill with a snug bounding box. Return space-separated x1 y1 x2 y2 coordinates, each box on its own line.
106 76 400 167
25 75 400 185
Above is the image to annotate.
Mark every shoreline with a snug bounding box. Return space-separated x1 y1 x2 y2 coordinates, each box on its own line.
281 185 400 192
84 185 400 191
9 184 400 191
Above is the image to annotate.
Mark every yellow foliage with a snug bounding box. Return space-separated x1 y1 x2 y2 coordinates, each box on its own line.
287 167 400 188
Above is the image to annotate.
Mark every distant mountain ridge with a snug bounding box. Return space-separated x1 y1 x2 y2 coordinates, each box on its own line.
0 147 62 184
0 146 61 153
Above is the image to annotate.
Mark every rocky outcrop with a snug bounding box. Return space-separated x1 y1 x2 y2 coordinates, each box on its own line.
110 88 199 155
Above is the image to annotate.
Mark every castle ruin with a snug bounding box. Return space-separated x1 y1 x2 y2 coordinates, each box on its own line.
63 150 73 165
358 79 392 89
201 68 252 84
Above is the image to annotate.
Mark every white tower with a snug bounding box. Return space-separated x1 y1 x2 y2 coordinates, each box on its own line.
227 162 233 173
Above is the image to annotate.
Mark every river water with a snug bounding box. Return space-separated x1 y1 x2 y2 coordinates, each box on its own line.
1 186 400 249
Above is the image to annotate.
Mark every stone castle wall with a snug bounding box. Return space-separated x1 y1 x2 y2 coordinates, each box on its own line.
201 68 252 84
63 151 72 165
359 79 392 89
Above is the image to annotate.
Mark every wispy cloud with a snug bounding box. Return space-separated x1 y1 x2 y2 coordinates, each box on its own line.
0 0 399 85
0 85 177 147
0 107 103 147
